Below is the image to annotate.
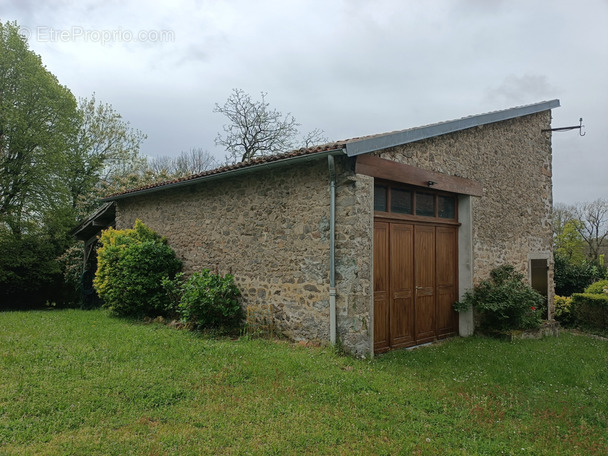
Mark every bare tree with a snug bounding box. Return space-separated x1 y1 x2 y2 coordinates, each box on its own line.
174 148 218 174
552 202 574 239
147 148 218 178
146 156 173 176
571 199 608 262
302 128 330 149
214 89 328 163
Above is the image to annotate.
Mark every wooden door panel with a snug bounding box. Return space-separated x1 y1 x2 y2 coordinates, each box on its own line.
373 222 390 352
389 223 414 348
414 225 436 342
374 293 390 352
436 227 458 337
374 220 458 353
436 286 457 337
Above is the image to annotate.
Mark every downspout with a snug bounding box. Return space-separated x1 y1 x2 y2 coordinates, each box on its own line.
328 155 337 345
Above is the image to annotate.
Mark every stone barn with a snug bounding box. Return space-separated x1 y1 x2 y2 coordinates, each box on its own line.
101 100 559 357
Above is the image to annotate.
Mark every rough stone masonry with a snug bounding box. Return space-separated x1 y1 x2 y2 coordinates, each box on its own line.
114 109 554 357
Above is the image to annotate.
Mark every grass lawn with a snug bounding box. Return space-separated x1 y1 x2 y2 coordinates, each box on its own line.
1 310 607 455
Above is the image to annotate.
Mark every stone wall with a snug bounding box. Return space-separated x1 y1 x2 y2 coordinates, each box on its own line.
115 157 373 356
375 111 554 313
333 162 374 355
113 110 554 356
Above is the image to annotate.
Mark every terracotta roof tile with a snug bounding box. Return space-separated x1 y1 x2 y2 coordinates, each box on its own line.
105 140 348 199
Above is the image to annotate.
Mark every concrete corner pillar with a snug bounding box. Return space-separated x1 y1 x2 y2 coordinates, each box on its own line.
458 195 475 337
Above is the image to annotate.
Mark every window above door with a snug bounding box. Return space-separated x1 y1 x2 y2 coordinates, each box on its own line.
374 181 458 223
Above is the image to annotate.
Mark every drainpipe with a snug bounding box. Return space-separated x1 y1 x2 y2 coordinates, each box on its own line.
328 155 337 345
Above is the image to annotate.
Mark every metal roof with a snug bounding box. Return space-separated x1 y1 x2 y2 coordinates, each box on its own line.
343 99 560 156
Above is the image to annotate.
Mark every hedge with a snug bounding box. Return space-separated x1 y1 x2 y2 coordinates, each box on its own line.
571 293 608 331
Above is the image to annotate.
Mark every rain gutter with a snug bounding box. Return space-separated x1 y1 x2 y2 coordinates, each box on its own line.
328 154 337 345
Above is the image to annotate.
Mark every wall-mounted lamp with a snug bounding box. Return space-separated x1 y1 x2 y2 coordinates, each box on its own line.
427 181 437 187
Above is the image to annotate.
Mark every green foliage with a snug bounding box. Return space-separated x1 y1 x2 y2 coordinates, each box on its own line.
94 220 181 317
0 230 63 308
454 265 544 331
554 219 586 264
0 21 79 235
0 21 152 309
584 279 608 295
571 293 608 332
68 94 147 218
162 269 242 330
556 279 608 330
554 295 574 327
55 243 84 307
553 253 605 296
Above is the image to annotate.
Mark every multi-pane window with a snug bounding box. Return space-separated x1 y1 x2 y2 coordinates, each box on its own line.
374 182 457 221
390 188 413 214
438 195 456 219
374 185 388 212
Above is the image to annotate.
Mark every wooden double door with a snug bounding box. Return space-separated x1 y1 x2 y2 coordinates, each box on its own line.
374 220 458 353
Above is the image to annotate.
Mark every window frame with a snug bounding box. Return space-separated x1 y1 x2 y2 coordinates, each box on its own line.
373 180 460 225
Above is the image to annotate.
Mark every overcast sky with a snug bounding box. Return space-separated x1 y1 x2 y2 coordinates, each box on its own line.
2 0 607 205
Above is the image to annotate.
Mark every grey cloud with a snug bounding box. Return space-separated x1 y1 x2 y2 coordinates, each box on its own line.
485 74 558 105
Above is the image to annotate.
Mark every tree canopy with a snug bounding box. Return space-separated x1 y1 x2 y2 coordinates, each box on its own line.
553 200 608 264
0 21 79 236
67 94 147 218
0 21 151 307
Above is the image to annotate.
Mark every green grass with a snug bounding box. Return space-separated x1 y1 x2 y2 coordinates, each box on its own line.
1 310 607 455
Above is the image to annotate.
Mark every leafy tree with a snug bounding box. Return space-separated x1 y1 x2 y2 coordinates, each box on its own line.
0 20 79 235
554 219 586 264
554 200 608 264
214 89 328 163
572 199 608 263
67 94 147 218
0 21 150 308
0 228 61 308
553 253 604 297
0 21 80 307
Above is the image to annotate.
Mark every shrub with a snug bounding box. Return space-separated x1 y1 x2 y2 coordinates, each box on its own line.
554 295 574 327
56 244 86 308
583 279 608 295
162 269 242 330
554 253 605 296
94 220 181 318
454 265 544 331
556 280 608 330
0 230 64 309
571 293 608 332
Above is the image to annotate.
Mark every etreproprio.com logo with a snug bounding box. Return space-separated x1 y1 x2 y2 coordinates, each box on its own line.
19 26 175 45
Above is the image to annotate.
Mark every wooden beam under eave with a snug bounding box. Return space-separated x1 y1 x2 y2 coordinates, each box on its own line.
355 154 484 197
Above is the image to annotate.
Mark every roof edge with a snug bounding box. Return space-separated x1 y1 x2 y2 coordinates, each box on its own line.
345 99 560 157
71 201 116 240
103 148 346 202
